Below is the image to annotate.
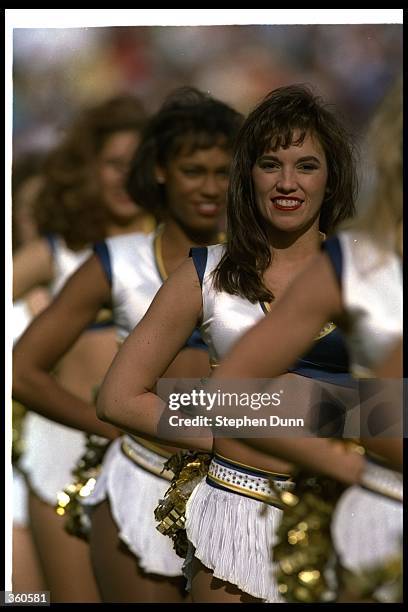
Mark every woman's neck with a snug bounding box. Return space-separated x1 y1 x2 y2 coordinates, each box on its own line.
160 219 220 275
105 211 155 237
266 224 323 265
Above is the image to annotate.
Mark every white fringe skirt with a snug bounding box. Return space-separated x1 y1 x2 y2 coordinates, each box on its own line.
184 455 293 602
82 435 184 577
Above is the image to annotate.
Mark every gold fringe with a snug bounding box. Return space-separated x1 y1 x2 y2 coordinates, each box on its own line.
55 434 110 540
154 450 212 558
270 471 345 603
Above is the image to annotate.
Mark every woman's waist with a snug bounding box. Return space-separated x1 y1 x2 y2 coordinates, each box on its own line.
55 339 118 401
120 434 177 480
125 435 183 457
213 438 293 475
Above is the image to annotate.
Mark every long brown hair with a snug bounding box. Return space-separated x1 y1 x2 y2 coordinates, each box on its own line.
33 96 147 249
213 84 358 303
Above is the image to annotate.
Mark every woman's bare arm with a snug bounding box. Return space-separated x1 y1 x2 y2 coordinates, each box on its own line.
13 255 117 439
211 253 364 481
97 258 213 452
359 340 404 471
214 252 342 378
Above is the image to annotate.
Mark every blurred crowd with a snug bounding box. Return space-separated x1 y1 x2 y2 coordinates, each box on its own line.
12 24 402 157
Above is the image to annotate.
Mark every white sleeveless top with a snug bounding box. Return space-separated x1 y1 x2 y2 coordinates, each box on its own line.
47 235 91 296
97 231 163 341
200 244 265 363
329 231 402 377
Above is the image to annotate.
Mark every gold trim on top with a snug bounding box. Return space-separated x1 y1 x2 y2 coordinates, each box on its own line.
261 301 336 340
214 453 291 478
153 225 168 281
314 321 336 339
95 307 114 324
141 214 157 234
154 226 224 283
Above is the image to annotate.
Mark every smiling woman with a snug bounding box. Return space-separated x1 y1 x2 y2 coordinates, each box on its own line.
252 132 328 235
95 84 358 603
156 145 230 227
13 87 242 604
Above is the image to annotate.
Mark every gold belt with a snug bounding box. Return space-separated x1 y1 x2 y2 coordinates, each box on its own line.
121 437 173 481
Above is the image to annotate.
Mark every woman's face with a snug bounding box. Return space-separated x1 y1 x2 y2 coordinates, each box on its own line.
156 142 231 234
252 131 328 235
97 130 141 221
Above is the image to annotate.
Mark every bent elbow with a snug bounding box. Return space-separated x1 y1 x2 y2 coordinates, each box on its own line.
96 387 118 424
12 359 30 403
96 393 109 422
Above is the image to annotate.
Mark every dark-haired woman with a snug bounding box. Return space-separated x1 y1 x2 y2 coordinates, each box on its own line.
96 84 358 602
14 87 242 602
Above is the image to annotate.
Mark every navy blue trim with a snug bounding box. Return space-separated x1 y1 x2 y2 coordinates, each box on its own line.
189 247 208 288
322 236 342 288
86 320 115 331
293 356 346 372
213 455 290 480
184 327 208 351
44 232 56 255
287 366 357 389
93 241 112 288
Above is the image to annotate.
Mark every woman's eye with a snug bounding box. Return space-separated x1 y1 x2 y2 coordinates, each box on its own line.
259 162 279 170
182 168 200 176
298 164 318 171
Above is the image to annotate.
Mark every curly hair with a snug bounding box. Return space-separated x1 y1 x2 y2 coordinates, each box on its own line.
33 95 147 249
213 84 358 303
126 87 243 221
12 151 47 251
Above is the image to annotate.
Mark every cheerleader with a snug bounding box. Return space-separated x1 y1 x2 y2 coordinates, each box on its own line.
14 88 242 602
12 95 150 602
96 84 358 602
212 80 403 603
12 153 49 592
